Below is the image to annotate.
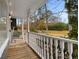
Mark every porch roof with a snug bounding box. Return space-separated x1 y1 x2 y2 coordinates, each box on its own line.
0 0 47 18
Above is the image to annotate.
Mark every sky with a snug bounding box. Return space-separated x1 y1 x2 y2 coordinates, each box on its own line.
47 0 68 23
16 0 68 24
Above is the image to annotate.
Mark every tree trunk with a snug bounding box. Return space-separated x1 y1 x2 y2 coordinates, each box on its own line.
45 4 48 31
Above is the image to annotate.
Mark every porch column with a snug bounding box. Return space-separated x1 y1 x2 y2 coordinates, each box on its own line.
22 19 25 40
6 16 11 41
27 9 30 44
7 0 12 41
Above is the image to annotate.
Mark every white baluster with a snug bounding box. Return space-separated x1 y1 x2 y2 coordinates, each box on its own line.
44 37 46 59
36 35 37 52
40 36 42 57
54 40 58 59
38 35 40 55
35 35 38 53
38 35 41 57
36 35 37 54
37 35 39 55
60 40 64 59
50 39 53 59
47 38 49 59
41 36 44 59
68 43 73 59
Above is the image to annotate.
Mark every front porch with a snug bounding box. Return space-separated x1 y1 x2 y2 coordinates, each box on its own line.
6 31 77 59
0 30 77 59
0 0 78 59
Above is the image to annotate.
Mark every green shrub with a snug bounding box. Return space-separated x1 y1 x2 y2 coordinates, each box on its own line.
30 28 37 32
48 22 68 30
13 31 21 37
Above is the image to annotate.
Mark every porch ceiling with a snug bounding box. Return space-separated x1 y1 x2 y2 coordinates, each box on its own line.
0 0 47 19
0 0 8 18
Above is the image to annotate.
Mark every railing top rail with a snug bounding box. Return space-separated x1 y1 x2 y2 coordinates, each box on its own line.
29 32 78 44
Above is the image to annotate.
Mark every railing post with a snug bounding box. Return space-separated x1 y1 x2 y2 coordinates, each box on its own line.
68 43 73 59
60 40 64 59
54 40 58 59
50 39 53 59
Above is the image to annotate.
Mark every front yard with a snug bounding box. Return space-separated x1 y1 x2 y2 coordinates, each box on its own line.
43 30 69 38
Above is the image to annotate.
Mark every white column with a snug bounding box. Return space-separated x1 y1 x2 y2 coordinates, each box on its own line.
27 18 30 32
22 19 24 40
27 9 30 44
68 43 73 59
26 8 30 33
7 16 11 40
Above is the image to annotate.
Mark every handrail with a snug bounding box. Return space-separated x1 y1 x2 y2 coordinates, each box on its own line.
29 32 78 44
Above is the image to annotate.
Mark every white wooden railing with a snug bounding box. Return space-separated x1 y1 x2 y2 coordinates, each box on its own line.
25 32 78 59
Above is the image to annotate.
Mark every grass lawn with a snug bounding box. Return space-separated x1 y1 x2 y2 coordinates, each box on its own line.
43 30 69 38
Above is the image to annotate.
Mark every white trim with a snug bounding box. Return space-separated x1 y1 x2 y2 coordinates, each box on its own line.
0 37 9 58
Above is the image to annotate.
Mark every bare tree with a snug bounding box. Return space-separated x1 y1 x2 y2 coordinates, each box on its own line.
45 4 48 31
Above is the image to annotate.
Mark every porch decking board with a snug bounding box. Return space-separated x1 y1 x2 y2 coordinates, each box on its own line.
7 39 40 59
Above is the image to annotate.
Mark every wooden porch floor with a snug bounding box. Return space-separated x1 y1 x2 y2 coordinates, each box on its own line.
7 38 40 59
